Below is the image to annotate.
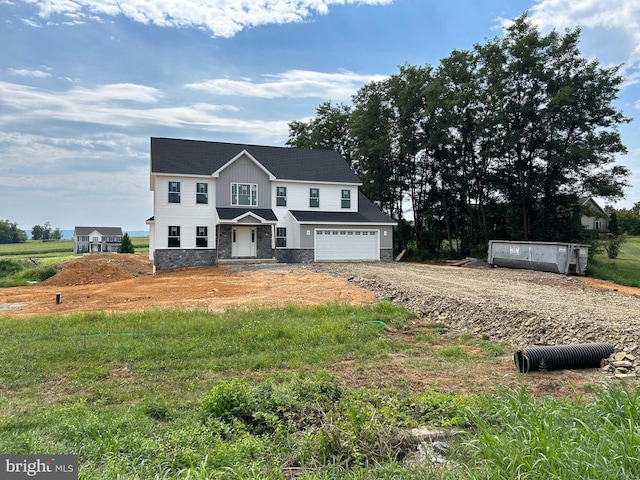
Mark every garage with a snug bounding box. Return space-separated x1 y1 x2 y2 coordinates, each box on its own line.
315 229 379 261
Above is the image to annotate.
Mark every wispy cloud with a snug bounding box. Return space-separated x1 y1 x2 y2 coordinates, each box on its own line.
186 70 388 100
8 68 51 78
20 0 394 38
0 81 289 136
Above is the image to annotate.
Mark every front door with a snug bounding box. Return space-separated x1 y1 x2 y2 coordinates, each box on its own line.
232 227 257 257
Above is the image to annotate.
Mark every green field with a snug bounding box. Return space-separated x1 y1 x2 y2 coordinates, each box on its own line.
0 237 149 258
588 235 640 287
0 238 150 286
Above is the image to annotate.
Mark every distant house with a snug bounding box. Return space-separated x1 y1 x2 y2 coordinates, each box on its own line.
146 137 396 270
73 227 123 254
578 197 609 231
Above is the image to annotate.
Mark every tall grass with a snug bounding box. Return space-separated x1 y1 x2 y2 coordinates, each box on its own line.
456 386 640 479
1 304 638 479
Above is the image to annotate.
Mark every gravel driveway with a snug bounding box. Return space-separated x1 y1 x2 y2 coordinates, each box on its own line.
316 262 640 351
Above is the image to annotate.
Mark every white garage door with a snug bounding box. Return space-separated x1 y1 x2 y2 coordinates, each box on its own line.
315 229 379 261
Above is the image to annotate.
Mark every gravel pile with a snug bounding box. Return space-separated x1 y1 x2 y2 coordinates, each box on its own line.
316 262 640 353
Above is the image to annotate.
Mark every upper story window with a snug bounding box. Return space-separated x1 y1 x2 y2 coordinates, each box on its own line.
309 188 319 208
168 181 181 203
341 189 351 209
196 183 208 204
231 183 257 206
276 186 287 206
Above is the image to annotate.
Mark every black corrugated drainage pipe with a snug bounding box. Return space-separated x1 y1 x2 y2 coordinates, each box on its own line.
514 343 614 373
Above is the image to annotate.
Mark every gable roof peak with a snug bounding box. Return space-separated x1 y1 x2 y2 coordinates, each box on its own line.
150 137 361 184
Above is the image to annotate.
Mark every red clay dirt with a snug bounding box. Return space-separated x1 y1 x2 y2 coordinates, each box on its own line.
0 254 375 318
0 254 631 398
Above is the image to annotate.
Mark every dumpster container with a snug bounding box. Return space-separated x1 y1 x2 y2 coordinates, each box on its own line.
487 240 589 275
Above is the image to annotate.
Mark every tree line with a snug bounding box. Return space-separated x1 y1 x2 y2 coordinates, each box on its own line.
0 220 63 244
288 15 632 258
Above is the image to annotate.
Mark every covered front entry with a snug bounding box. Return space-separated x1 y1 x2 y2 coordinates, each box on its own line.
232 227 257 257
315 229 379 261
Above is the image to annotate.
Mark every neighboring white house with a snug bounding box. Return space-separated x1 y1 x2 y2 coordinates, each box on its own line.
73 226 123 254
578 197 609 231
146 137 396 270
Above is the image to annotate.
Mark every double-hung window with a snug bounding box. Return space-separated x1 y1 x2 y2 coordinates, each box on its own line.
168 181 181 203
309 188 319 208
276 227 287 248
276 186 287 206
231 183 257 206
168 226 180 247
341 189 351 209
196 183 208 204
196 226 208 247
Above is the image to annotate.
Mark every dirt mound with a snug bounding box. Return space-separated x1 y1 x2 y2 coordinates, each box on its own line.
41 254 153 287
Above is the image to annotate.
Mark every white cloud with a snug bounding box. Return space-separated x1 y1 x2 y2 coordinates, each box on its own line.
0 81 289 137
20 0 394 37
186 70 388 100
527 0 640 69
8 68 51 78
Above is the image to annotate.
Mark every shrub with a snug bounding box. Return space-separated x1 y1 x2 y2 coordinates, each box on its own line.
118 233 135 254
0 259 23 277
605 234 626 259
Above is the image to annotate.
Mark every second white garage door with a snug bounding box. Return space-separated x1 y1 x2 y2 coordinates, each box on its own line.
315 229 379 261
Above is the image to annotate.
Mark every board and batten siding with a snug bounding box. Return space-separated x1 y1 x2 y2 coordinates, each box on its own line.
152 174 217 250
216 156 271 208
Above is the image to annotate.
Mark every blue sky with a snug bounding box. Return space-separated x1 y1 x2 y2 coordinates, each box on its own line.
2 0 639 232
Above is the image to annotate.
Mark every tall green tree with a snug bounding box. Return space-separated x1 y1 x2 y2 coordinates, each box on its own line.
287 101 353 164
31 224 44 240
287 13 631 257
615 208 640 235
349 80 403 219
0 220 27 244
475 15 629 241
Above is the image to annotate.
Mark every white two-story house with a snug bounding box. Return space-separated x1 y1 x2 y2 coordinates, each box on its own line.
73 226 123 254
146 137 396 270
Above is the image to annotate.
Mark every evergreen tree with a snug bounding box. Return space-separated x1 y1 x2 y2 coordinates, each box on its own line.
118 233 135 254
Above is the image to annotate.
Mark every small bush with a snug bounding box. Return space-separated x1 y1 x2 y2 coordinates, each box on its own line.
605 234 626 259
201 379 256 426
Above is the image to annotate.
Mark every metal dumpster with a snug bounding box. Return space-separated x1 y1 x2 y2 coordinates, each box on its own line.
487 240 589 275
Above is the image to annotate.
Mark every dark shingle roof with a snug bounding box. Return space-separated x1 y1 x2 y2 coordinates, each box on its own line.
74 226 123 236
290 192 396 225
151 137 361 184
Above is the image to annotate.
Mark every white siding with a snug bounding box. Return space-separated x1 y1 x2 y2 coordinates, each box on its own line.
152 175 217 249
280 182 358 212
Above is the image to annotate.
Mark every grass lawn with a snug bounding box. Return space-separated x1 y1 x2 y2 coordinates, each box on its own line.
1 305 639 479
588 235 640 287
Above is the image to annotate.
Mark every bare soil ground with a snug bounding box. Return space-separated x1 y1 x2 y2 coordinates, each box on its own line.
0 255 374 317
2 254 639 397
